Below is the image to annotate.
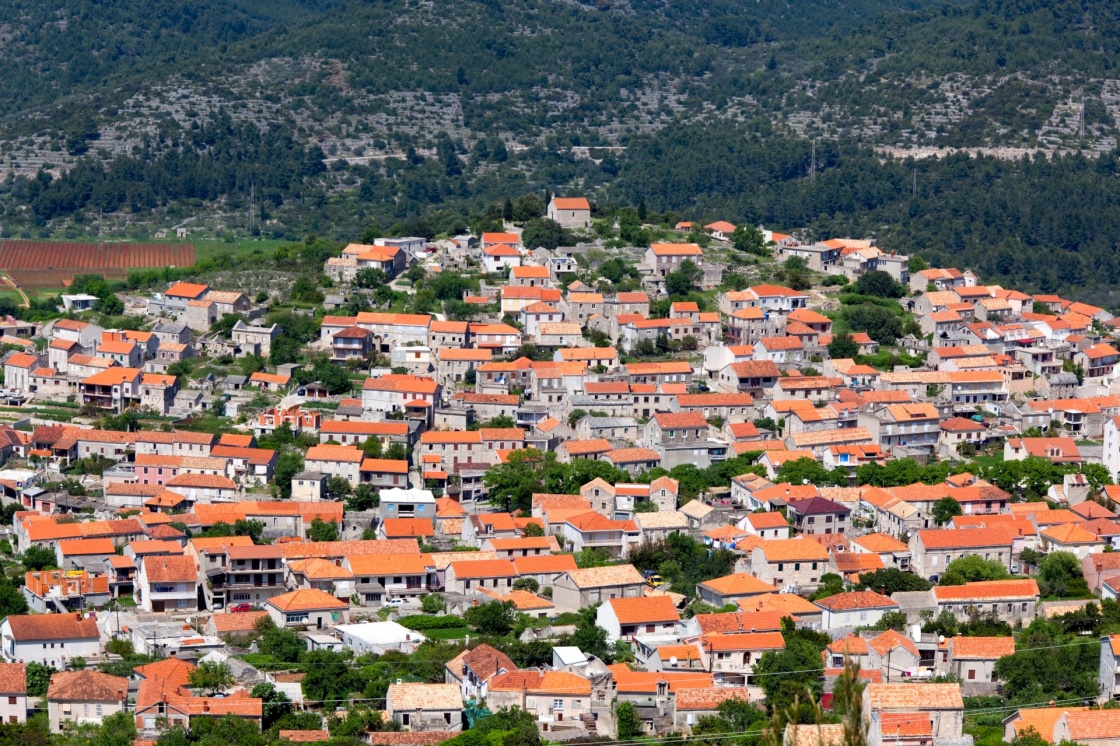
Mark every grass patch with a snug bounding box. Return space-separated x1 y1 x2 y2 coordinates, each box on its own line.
969 452 1004 469
421 627 471 640
175 416 234 434
191 239 289 262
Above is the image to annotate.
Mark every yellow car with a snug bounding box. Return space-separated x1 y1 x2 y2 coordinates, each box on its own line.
645 574 664 588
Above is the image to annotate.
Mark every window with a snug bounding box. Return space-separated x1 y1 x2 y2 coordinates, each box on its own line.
553 699 564 710
967 670 976 680
7 697 14 705
96 704 102 716
777 563 784 572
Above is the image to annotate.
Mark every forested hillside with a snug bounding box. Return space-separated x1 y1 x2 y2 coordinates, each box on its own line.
5 0 1120 304
616 122 1120 307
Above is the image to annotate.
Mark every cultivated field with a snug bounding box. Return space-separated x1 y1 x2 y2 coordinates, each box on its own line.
0 241 196 289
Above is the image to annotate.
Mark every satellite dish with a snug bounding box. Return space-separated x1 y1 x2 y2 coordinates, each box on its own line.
669 656 678 667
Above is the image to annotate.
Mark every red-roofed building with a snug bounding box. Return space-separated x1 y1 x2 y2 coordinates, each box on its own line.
597 595 681 642
932 579 1040 625
547 196 592 228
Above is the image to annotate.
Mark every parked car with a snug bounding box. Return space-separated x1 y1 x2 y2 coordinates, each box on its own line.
384 598 406 608
229 603 252 613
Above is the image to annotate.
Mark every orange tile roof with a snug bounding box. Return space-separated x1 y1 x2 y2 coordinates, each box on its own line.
865 682 963 710
693 611 785 634
268 588 348 612
867 629 919 657
701 631 785 652
949 636 1014 660
165 282 209 298
505 554 575 578
489 670 590 695
607 595 680 625
915 527 1014 549
933 579 1040 601
815 590 896 611
1009 707 1088 744
757 538 829 562
4 614 99 641
57 538 116 555
449 559 517 579
607 664 713 693
381 518 435 538
605 447 660 464
698 573 777 596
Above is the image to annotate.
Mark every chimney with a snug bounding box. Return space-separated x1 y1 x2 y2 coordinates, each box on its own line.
203 701 210 713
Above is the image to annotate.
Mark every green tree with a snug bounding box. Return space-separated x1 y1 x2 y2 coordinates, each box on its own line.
775 457 845 487
752 633 826 714
827 332 860 359
665 258 702 296
856 568 932 595
522 522 544 538
732 224 766 255
852 270 905 298
843 304 903 344
931 496 963 526
0 578 28 617
301 650 355 702
464 600 516 636
570 605 612 661
521 218 567 251
25 663 53 697
307 517 340 542
939 556 1011 586
615 701 641 740
347 484 379 511
870 610 909 631
325 476 352 501
188 660 235 696
362 437 384 458
513 194 544 222
179 714 265 746
94 710 137 746
421 593 445 614
255 617 305 663
810 573 844 601
21 546 57 571
250 682 292 729
995 618 1099 703
273 453 304 499
1038 551 1090 598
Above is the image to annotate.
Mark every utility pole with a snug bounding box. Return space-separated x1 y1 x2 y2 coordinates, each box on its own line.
913 169 917 199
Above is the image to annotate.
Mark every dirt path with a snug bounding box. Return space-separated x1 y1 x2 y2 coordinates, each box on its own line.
0 273 29 308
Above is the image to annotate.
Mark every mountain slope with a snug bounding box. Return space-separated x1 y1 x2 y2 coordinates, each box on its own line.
0 0 330 115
